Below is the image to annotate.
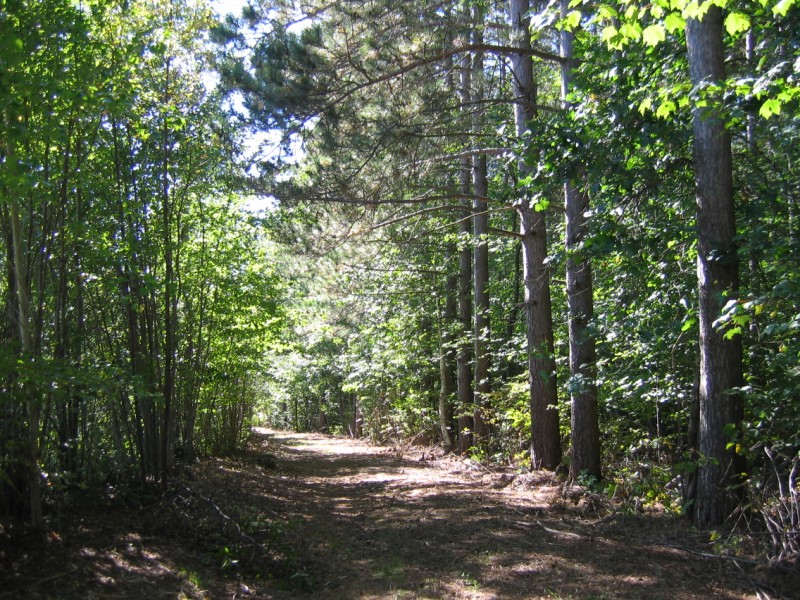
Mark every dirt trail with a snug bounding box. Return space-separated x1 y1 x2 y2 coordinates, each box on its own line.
0 428 772 599
194 428 753 599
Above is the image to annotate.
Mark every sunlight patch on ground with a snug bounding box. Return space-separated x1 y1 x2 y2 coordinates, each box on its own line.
358 474 406 484
255 427 377 455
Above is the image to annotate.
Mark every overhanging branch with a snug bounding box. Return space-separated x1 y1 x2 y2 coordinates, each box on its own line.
319 42 566 114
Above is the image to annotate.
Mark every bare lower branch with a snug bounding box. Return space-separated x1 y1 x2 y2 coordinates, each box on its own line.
371 204 469 230
317 43 566 114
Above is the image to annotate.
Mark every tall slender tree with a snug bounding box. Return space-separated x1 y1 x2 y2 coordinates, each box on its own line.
471 4 492 445
437 250 458 451
685 2 743 527
9 197 41 529
560 0 600 479
457 52 476 455
510 0 562 470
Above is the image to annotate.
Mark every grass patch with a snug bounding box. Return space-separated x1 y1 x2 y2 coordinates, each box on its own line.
376 555 407 585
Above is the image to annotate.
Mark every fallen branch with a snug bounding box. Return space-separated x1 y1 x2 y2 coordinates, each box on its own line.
508 518 584 540
170 480 268 565
535 520 585 540
461 457 496 475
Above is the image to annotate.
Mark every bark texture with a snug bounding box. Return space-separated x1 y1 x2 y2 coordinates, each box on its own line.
686 5 744 528
438 247 458 451
510 0 562 470
472 152 491 442
10 199 43 530
560 0 600 479
456 52 474 455
471 8 491 443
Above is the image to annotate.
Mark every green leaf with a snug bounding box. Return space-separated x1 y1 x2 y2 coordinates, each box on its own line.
564 10 582 30
596 4 619 19
619 21 642 41
683 0 713 19
759 97 782 118
655 100 677 118
724 12 750 36
772 0 796 16
723 326 742 340
665 12 686 33
638 97 653 114
601 24 619 43
643 24 666 46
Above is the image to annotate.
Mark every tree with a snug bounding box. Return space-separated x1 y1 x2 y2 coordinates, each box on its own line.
8 199 40 528
212 0 798 544
457 48 475 456
510 0 562 470
559 0 601 479
0 0 285 526
0 0 99 529
685 2 743 527
437 248 458 451
547 0 798 518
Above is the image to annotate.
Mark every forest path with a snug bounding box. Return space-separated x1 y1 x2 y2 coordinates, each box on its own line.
201 428 751 600
1 428 762 599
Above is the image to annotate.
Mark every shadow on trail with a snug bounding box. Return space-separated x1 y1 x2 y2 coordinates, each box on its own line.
229 428 751 600
0 428 759 600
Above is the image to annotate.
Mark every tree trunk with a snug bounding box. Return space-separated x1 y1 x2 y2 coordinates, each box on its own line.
438 248 458 451
1 201 30 517
686 5 743 528
53 122 84 477
472 153 491 443
10 199 42 530
353 396 363 438
511 0 562 471
471 7 491 444
561 0 600 480
504 210 523 379
456 52 474 455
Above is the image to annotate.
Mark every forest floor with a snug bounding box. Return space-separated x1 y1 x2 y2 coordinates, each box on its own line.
1 428 796 599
